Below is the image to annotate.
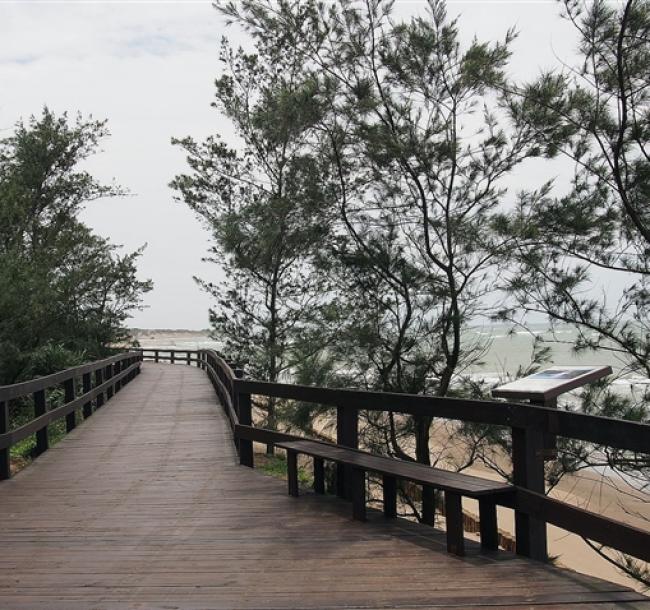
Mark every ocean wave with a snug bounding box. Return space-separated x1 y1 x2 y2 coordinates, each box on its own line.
612 376 650 386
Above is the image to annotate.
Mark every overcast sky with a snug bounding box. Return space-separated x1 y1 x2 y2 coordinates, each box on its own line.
0 1 581 329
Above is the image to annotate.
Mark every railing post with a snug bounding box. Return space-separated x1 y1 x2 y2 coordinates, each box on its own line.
114 361 122 393
186 351 191 365
82 372 92 418
64 377 76 433
232 368 244 454
336 405 359 500
238 385 254 468
95 368 104 408
33 389 48 455
170 350 175 364
0 400 9 480
422 486 436 526
512 424 547 561
196 351 201 368
154 350 159 363
105 365 114 400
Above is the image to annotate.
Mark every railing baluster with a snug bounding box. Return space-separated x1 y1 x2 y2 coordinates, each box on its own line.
34 389 48 455
82 373 92 419
106 364 114 400
114 360 122 393
64 377 76 433
95 368 105 408
0 400 9 480
238 389 253 467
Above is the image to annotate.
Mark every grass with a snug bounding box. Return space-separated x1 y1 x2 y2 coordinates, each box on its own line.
255 452 313 487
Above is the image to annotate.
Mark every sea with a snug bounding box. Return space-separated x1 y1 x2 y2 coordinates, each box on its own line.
131 322 649 399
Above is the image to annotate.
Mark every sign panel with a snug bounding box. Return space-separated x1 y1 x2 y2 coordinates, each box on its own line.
491 365 612 402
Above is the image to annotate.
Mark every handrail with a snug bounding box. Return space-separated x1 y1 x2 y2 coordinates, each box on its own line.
142 347 650 565
0 351 142 481
0 352 141 402
235 379 649 454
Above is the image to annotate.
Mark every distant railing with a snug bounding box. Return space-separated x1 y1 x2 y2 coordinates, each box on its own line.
135 348 200 366
142 348 650 564
0 351 142 481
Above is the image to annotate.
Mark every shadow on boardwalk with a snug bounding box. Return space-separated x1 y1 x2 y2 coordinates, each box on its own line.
0 363 648 609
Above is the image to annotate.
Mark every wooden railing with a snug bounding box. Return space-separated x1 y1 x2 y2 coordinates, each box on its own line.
135 348 200 366
0 351 142 481
143 348 650 564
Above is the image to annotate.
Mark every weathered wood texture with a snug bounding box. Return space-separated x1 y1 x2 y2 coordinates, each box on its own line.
0 363 647 610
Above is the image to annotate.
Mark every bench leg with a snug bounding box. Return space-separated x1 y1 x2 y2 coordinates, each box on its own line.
314 457 325 495
351 468 366 522
383 475 397 518
445 491 465 556
287 450 299 498
479 498 498 551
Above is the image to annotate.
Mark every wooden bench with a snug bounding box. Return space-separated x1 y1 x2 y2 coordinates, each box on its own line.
276 439 513 557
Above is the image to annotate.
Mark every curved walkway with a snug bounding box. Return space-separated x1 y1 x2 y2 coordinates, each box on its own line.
0 363 648 609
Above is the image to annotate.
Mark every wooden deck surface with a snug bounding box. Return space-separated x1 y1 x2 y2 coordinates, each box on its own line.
0 362 648 609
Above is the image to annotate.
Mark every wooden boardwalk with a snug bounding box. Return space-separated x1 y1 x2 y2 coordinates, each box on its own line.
1 363 648 609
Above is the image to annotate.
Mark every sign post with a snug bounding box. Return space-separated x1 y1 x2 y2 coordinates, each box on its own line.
492 365 613 458
492 365 611 559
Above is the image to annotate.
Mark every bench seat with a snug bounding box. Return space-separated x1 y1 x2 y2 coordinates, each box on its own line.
277 439 513 557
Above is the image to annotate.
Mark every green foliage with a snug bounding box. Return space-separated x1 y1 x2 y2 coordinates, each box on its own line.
503 0 650 378
0 108 152 384
172 37 333 386
214 0 545 486
256 452 312 486
172 28 338 448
